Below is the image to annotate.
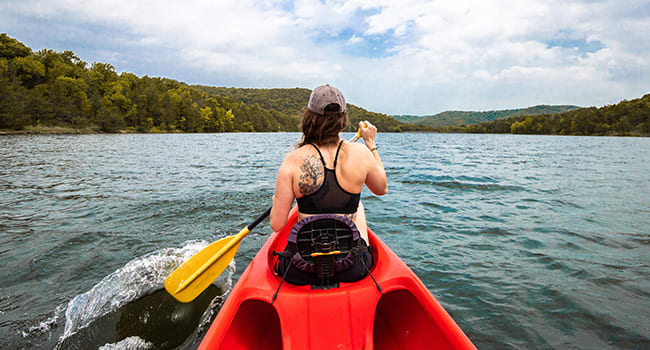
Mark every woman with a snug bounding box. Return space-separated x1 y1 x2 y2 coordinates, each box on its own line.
270 84 387 284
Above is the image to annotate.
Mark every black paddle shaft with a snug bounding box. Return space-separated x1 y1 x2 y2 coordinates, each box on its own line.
248 206 272 231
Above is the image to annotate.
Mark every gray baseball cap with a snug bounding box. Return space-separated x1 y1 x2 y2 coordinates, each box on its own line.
307 84 346 115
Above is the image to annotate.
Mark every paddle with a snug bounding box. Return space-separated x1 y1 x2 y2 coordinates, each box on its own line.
165 207 271 303
165 125 368 303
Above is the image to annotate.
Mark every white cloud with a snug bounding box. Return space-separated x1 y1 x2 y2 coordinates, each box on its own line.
2 0 648 114
347 35 363 45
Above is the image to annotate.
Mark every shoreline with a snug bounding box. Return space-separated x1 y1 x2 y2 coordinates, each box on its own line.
0 126 102 135
1 126 647 137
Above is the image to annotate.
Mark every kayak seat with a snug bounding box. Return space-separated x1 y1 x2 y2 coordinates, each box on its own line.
274 214 373 288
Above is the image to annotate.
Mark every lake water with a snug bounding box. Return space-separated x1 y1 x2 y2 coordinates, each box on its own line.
0 133 648 349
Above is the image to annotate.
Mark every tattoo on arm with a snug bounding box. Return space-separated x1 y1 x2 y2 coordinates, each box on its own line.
298 155 323 195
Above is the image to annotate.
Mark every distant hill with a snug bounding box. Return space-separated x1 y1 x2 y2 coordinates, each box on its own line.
394 105 581 127
195 86 431 132
439 94 650 136
195 86 310 117
390 115 423 124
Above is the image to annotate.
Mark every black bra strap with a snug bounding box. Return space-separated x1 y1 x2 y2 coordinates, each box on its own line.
333 140 344 168
310 144 326 166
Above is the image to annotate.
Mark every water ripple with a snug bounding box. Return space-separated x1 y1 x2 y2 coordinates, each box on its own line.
1 133 648 349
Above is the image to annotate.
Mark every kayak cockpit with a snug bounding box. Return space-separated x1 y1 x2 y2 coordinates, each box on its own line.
199 209 476 350
374 289 456 349
215 288 455 350
219 299 282 350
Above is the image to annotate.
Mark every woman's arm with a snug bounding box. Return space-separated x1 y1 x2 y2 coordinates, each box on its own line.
359 121 387 195
270 160 295 231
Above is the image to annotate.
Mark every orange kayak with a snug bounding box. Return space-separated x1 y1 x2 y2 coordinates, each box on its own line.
199 209 476 349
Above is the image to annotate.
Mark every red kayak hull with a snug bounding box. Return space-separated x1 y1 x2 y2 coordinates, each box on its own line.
199 210 476 349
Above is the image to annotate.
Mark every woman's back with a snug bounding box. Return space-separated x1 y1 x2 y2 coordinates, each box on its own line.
269 84 386 285
290 141 366 200
270 84 386 235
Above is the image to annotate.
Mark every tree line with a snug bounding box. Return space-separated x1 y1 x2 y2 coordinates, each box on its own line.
396 105 581 128
435 94 649 136
0 34 296 133
2 33 645 136
0 34 426 133
195 86 430 132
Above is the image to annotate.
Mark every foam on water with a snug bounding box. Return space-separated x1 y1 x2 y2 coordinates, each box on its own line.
56 240 234 345
21 304 65 338
99 336 154 349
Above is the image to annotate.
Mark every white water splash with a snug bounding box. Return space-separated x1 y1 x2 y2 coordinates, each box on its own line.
58 240 235 342
99 336 154 349
21 304 66 338
196 294 226 334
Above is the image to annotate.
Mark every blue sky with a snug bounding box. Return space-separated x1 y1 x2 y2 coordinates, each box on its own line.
1 0 649 115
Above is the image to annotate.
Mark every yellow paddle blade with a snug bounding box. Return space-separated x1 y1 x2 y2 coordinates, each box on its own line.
165 228 249 303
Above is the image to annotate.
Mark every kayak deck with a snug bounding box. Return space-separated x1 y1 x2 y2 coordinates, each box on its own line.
199 210 475 349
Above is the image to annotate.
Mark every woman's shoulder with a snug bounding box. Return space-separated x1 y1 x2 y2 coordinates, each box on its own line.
282 145 313 164
345 140 368 151
344 141 373 158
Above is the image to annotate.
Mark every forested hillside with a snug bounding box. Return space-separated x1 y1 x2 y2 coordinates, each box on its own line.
196 86 310 117
0 34 425 133
196 85 429 132
395 105 581 127
0 34 301 132
437 95 650 136
1 34 645 136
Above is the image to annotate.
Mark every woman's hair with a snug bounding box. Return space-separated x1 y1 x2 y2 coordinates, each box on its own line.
298 103 348 147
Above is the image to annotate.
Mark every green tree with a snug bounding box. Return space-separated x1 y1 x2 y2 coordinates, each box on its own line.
614 116 632 134
0 81 29 129
0 57 8 75
13 56 46 88
49 76 91 126
0 33 31 59
199 105 214 132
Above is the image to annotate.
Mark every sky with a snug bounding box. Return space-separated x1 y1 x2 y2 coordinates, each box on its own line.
2 0 649 115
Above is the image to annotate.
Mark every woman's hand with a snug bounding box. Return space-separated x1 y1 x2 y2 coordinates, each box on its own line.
359 120 377 149
359 120 386 195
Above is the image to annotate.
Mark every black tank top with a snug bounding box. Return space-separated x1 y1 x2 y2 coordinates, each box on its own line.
296 141 361 214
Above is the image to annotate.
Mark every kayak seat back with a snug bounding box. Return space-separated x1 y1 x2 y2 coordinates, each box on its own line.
274 214 371 288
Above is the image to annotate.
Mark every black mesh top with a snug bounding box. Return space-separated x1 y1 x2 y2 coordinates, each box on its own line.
296 141 361 214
